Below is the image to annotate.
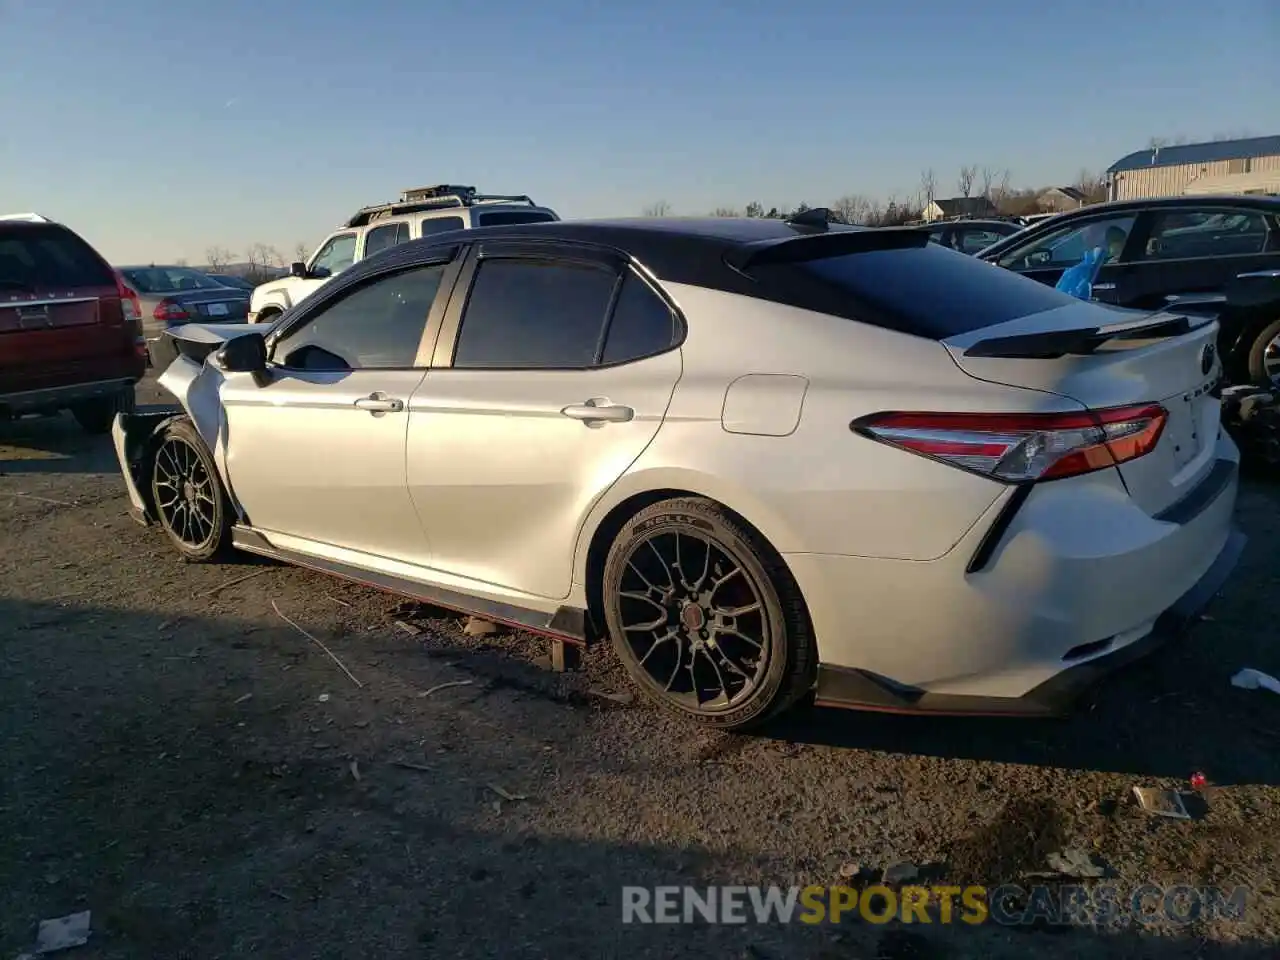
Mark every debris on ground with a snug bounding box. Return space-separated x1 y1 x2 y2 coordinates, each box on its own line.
392 760 432 773
349 760 361 782
1232 668 1280 695
394 620 423 637
32 910 91 953
1190 771 1208 790
488 783 528 802
1044 847 1107 878
198 568 268 598
1132 786 1192 820
881 861 919 885
587 688 635 705
419 679 473 698
463 616 498 637
233 692 253 705
271 600 363 688
317 693 330 703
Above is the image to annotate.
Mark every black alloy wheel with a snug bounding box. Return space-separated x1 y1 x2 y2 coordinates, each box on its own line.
602 497 815 730
150 418 232 561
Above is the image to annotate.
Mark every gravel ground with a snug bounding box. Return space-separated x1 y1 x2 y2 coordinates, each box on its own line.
2 378 1280 959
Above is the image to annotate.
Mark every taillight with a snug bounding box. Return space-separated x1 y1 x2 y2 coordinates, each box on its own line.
153 299 190 323
115 273 142 325
853 404 1168 482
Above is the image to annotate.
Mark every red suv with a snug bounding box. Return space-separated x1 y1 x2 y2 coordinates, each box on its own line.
0 215 147 433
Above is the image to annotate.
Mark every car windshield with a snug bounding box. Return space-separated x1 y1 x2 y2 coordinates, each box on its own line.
121 266 227 294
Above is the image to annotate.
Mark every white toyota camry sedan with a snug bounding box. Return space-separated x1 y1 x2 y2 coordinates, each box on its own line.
112 214 1245 730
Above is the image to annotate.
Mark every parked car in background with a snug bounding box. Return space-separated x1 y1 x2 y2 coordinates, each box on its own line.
117 265 251 341
115 216 1240 730
913 218 1025 255
205 273 256 292
247 184 560 324
0 213 146 432
978 195 1280 386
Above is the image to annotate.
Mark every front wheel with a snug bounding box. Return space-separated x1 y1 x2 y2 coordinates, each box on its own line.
601 497 816 730
150 418 233 562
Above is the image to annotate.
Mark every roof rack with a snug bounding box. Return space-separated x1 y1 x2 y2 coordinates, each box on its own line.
343 185 538 228
0 212 53 223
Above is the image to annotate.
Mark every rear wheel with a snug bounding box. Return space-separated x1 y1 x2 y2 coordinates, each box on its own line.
150 418 233 562
1246 317 1280 387
601 497 816 730
71 386 135 435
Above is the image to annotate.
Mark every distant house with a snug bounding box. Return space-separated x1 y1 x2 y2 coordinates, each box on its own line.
921 196 997 222
1037 186 1088 211
1106 134 1280 201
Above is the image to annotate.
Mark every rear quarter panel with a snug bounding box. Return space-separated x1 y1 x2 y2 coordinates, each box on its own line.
574 284 1086 577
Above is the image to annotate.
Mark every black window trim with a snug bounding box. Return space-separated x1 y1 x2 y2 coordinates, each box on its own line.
430 239 686 372
266 252 465 373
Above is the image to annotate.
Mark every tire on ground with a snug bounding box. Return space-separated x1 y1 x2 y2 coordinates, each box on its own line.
150 417 234 563
72 386 136 435
1246 317 1280 386
601 496 816 731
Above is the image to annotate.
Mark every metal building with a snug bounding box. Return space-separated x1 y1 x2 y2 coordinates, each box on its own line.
1106 135 1280 201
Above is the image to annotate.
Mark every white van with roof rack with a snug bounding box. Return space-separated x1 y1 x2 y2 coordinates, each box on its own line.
247 185 559 324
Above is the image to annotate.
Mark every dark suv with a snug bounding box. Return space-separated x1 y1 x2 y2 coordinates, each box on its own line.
0 215 147 433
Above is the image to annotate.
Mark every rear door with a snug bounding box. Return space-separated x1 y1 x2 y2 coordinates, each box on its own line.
406 241 682 600
0 223 129 394
1116 205 1280 311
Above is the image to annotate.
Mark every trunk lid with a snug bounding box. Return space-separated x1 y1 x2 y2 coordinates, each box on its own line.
942 300 1222 516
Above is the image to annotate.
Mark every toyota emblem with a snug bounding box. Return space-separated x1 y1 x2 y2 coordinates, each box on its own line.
1201 343 1216 376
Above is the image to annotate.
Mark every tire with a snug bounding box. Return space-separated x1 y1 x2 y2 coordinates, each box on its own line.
601 497 816 730
72 386 135 435
149 418 234 562
1246 317 1280 387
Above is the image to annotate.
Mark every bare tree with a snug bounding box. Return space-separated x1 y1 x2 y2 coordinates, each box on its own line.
642 200 671 217
174 257 189 267
980 167 1013 209
831 194 870 225
957 165 977 198
1074 168 1107 204
293 241 311 263
709 206 741 218
245 243 283 281
205 246 234 272
744 201 764 218
918 168 937 210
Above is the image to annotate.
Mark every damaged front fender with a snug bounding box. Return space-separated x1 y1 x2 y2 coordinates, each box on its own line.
111 409 184 525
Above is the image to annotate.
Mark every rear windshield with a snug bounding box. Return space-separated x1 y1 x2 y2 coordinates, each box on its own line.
476 210 557 226
0 225 115 291
787 242 1077 339
121 266 227 294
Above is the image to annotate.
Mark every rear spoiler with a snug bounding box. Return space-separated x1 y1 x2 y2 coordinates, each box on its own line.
963 310 1216 360
726 228 928 273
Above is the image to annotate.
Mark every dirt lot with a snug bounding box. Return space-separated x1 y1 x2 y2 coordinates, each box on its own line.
3 378 1280 959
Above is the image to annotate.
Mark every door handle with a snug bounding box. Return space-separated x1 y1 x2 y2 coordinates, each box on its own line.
1238 269 1280 280
1092 282 1117 291
561 397 634 425
354 393 404 413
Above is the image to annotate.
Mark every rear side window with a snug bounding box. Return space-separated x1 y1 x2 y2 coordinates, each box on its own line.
601 272 676 364
782 243 1077 339
476 211 557 227
421 216 465 237
0 226 114 290
364 221 410 257
453 258 616 368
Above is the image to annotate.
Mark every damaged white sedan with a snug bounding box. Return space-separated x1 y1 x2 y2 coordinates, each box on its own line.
114 216 1244 730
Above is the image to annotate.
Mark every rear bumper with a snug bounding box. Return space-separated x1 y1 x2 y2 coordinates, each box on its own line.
793 429 1244 714
0 377 136 414
813 526 1245 716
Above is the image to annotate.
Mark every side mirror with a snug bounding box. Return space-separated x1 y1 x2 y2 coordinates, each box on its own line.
213 333 268 374
290 261 308 279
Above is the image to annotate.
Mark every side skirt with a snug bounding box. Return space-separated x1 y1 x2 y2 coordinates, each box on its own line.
231 525 588 644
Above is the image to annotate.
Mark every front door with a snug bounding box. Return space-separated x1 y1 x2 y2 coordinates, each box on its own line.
221 262 450 565
406 244 683 600
991 210 1144 305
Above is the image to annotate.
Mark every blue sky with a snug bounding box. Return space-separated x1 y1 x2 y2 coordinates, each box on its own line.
2 0 1276 263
